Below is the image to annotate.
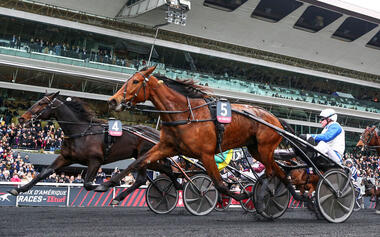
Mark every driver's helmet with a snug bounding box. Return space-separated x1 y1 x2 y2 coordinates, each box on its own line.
345 159 353 165
319 108 337 122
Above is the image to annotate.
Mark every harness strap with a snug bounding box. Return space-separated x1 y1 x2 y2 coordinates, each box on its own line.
161 119 214 126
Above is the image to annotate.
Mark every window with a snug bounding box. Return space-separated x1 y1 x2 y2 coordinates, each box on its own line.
203 0 248 12
366 31 380 49
294 6 342 33
251 0 303 22
332 17 378 41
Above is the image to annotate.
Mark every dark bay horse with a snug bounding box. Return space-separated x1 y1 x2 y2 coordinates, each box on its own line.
10 92 180 202
96 66 291 205
361 178 380 214
356 125 380 155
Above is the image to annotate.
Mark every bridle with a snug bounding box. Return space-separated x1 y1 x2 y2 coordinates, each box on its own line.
27 96 64 125
359 126 380 149
121 72 150 109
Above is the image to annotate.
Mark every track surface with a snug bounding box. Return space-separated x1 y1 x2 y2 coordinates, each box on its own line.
0 207 379 237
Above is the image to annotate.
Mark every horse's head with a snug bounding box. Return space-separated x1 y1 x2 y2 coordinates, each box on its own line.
361 178 375 196
357 126 378 150
109 66 156 111
19 91 60 126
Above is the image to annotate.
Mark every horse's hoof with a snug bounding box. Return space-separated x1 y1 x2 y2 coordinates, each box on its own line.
8 189 19 196
111 199 120 206
94 184 109 192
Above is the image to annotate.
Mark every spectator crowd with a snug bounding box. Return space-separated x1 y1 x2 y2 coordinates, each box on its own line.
1 121 63 151
343 153 380 183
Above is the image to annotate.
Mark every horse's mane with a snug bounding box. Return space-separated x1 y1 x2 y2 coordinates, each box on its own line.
154 74 210 99
63 97 105 124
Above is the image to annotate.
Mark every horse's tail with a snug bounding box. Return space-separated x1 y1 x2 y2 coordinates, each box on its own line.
278 118 298 149
279 118 297 135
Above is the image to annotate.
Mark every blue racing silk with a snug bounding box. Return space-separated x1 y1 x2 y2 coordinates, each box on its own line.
311 123 342 143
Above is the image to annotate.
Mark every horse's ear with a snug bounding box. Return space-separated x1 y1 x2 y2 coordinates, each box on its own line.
145 66 156 76
53 91 60 98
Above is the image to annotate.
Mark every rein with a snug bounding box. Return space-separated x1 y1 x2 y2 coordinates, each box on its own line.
127 97 216 126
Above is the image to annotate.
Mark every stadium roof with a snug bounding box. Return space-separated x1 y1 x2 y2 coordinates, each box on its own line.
19 0 380 77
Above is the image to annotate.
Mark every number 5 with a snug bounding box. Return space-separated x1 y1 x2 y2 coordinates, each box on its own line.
220 103 227 116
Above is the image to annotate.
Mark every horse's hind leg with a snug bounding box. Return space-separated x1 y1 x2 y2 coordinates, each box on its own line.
112 167 148 205
8 155 72 196
95 144 175 192
146 161 182 190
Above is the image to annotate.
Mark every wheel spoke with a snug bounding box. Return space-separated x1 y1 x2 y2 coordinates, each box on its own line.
186 197 201 204
204 193 214 206
149 192 163 199
204 181 213 193
154 197 165 209
163 183 173 193
336 172 343 190
275 186 288 197
319 193 334 205
341 185 353 198
264 197 271 214
196 197 204 213
328 199 336 220
166 192 177 199
271 198 285 211
189 183 200 195
199 177 206 192
336 199 351 213
165 196 170 210
243 199 250 206
340 177 351 194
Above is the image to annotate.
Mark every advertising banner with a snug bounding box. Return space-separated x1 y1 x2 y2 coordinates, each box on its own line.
69 187 114 207
16 186 68 206
0 186 17 206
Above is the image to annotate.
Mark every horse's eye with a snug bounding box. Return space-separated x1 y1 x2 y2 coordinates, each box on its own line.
132 80 139 84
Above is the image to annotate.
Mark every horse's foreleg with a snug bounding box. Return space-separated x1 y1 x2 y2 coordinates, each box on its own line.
83 160 102 191
8 155 71 196
95 144 174 192
112 168 148 205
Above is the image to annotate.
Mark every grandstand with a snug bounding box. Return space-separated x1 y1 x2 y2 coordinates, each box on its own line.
0 0 379 155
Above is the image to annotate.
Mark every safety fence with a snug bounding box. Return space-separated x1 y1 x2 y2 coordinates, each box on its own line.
0 182 377 209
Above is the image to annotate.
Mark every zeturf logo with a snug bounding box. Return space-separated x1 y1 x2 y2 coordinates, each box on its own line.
0 192 11 202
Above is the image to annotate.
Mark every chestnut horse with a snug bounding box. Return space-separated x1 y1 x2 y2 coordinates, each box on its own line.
289 168 319 196
356 125 380 155
96 66 292 207
10 92 180 201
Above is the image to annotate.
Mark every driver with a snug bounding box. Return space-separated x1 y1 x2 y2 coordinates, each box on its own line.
304 108 345 165
345 159 358 182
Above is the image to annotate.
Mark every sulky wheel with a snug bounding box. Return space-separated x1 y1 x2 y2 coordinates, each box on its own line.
253 175 290 219
316 169 355 223
183 174 218 216
146 176 179 214
239 183 256 213
215 193 232 211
